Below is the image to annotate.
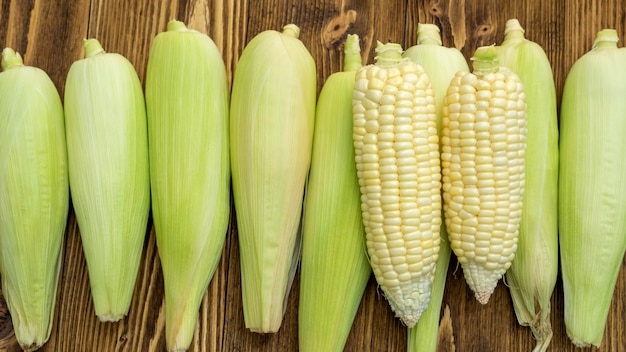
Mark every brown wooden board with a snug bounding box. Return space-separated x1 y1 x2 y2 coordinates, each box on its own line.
0 0 625 351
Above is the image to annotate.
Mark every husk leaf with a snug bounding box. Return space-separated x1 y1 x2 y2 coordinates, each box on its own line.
497 19 559 352
298 34 370 352
0 48 69 351
559 28 626 348
64 38 150 322
145 20 231 351
230 24 316 333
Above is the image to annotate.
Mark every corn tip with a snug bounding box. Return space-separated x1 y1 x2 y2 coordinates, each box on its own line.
401 315 418 328
474 291 491 305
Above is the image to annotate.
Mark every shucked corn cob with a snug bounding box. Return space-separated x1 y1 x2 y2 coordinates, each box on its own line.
298 34 371 352
64 38 150 322
497 19 559 352
559 29 626 348
0 48 69 351
231 24 316 333
146 20 230 351
442 46 527 304
352 41 441 327
403 23 469 352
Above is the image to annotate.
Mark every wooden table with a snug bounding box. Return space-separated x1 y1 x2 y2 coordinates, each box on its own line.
0 0 625 351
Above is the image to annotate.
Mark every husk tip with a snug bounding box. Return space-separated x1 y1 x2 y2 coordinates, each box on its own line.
21 343 43 352
282 24 300 38
83 38 105 58
416 23 443 45
504 19 524 35
568 335 592 349
1 47 24 70
167 19 188 32
97 314 124 323
592 29 619 48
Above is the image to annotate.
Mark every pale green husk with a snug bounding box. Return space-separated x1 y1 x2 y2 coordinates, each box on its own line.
403 23 469 134
230 24 316 333
145 20 230 351
404 23 467 352
64 38 150 322
0 48 69 351
298 34 370 352
559 28 626 348
497 19 559 352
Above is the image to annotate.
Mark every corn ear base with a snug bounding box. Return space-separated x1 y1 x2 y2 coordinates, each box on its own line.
403 24 467 351
298 34 370 352
64 39 150 322
230 24 316 333
0 48 69 351
559 29 626 348
495 19 559 352
145 20 230 351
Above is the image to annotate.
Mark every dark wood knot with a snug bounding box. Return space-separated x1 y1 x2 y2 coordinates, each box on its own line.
475 24 494 38
322 9 357 49
429 0 443 17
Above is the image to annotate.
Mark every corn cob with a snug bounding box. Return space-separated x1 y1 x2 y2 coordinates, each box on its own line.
496 19 559 352
352 41 441 327
64 38 150 322
441 45 527 304
403 23 468 351
559 29 626 348
298 34 370 352
230 24 316 333
0 48 69 351
145 20 230 351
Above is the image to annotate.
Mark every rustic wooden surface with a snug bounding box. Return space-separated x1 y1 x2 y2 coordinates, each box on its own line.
0 0 625 351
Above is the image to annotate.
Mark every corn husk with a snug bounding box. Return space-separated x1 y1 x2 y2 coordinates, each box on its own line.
0 48 69 351
64 38 150 322
145 20 230 351
403 23 468 352
495 19 559 352
559 28 626 348
298 34 370 352
230 24 316 333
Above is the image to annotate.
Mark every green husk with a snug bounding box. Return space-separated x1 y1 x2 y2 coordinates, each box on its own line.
403 23 470 134
404 23 467 352
298 34 370 352
496 19 559 352
559 28 626 348
0 48 69 351
64 38 150 322
230 24 316 333
145 20 230 351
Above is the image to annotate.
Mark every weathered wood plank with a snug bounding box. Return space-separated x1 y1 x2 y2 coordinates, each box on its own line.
2 0 90 95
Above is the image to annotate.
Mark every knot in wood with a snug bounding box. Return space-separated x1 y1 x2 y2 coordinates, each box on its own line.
322 9 357 49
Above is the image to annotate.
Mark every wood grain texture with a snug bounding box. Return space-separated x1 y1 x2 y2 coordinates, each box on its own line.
1 0 625 351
